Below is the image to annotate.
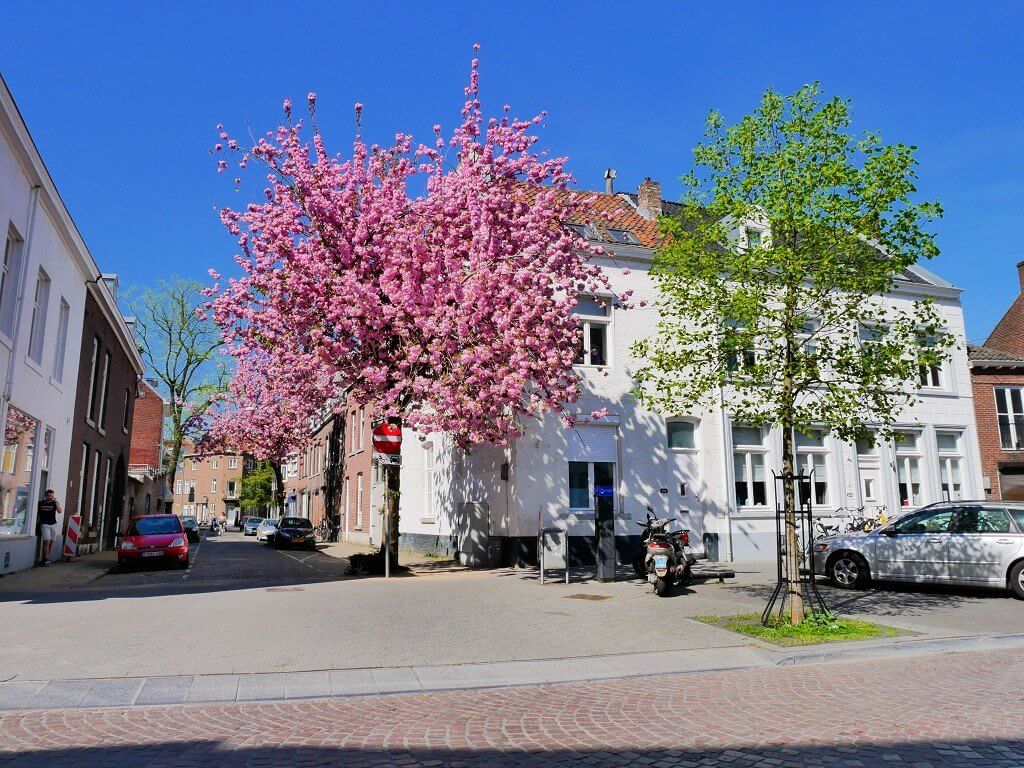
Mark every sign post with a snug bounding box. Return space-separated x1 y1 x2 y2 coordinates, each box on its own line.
372 422 402 579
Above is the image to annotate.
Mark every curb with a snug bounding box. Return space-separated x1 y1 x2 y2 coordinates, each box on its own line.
2 633 1022 712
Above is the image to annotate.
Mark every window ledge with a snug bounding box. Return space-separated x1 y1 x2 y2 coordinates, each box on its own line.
668 447 698 454
49 376 64 394
0 332 12 351
420 517 437 525
23 356 43 376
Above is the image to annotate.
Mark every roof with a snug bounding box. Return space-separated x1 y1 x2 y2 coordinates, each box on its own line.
968 343 1024 369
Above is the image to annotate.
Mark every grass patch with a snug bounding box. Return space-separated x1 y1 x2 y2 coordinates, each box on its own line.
693 612 909 646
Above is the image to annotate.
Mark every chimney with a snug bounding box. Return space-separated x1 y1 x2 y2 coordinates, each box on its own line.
1017 260 1024 291
637 177 662 218
100 273 119 301
603 168 617 194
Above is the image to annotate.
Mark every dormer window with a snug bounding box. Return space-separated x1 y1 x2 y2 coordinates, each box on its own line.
566 223 600 240
604 228 639 245
745 227 763 248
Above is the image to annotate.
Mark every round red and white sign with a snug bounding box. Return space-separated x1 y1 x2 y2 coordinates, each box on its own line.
372 422 402 454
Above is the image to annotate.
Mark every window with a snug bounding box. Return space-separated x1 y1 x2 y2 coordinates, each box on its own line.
85 339 100 424
953 505 1012 534
356 473 364 528
211 478 217 493
918 333 943 388
566 222 599 240
0 405 38 537
122 387 131 433
937 431 964 501
423 443 436 521
895 431 923 507
77 444 89 523
89 451 101 527
568 460 614 510
190 460 197 472
357 407 365 451
667 420 696 450
175 481 182 495
212 458 218 469
96 352 111 430
229 457 238 469
855 435 878 456
26 270 50 364
40 426 53 494
0 230 24 338
745 227 763 249
349 411 357 454
573 297 610 367
603 228 639 245
568 461 590 509
995 388 1024 449
893 507 953 535
725 318 757 373
228 480 236 497
733 426 767 507
795 429 829 506
52 299 70 382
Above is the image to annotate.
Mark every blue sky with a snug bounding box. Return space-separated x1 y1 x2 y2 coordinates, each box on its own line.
3 1 1022 341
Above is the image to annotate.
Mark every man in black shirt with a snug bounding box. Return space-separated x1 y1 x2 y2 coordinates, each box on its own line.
37 489 61 567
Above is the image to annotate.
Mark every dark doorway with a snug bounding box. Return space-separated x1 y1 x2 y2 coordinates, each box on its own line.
593 461 616 581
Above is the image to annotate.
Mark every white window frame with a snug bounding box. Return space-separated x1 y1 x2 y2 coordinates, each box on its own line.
936 430 964 502
423 443 436 522
77 444 89 523
574 296 612 369
917 332 945 391
88 451 101 528
212 458 218 469
356 473 364 529
995 387 1024 450
732 426 768 509
357 407 365 451
51 298 70 383
0 229 25 341
96 351 111 433
794 429 830 508
894 430 924 509
26 269 50 365
568 461 595 510
211 478 217 493
229 457 238 469
666 418 698 452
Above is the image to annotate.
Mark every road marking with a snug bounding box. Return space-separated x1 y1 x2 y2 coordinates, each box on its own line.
182 533 205 580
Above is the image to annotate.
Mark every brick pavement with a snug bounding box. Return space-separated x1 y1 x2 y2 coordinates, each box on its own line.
1 648 1021 767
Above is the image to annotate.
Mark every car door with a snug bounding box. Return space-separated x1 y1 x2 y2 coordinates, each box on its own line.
873 507 954 581
947 505 1022 584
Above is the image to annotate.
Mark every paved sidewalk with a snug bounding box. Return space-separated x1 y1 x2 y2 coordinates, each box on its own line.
1 647 1022 767
0 551 114 591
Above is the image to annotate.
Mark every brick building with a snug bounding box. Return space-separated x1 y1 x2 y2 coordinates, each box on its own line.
968 261 1024 500
172 443 250 525
65 276 144 554
126 377 169 517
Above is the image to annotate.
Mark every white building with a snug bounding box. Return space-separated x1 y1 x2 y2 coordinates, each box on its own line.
0 75 110 573
396 178 983 564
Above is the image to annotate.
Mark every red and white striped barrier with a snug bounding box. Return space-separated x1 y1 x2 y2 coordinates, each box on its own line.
63 514 81 560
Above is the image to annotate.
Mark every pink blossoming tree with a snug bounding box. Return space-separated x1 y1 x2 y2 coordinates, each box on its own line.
206 49 625 561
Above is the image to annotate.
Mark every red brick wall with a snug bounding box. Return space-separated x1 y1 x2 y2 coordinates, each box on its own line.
970 367 1024 499
129 379 163 469
172 449 247 524
342 402 376 537
983 263 1024 355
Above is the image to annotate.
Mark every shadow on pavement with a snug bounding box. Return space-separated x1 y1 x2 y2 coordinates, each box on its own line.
3 737 1022 768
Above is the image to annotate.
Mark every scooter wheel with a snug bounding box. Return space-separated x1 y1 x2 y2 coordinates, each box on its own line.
654 577 671 597
677 565 693 588
632 553 647 579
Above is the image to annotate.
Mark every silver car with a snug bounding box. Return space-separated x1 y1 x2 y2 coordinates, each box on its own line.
255 518 279 542
813 501 1024 598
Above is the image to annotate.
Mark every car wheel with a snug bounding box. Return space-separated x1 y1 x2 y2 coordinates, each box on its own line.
828 551 870 589
1008 561 1024 599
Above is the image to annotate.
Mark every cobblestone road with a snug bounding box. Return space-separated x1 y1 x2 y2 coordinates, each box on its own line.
1 647 1021 767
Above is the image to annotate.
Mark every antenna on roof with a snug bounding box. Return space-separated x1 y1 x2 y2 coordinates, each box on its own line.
603 168 617 195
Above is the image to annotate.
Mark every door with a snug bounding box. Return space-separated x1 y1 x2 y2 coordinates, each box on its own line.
593 461 616 579
947 505 1022 584
667 447 703 554
873 506 954 580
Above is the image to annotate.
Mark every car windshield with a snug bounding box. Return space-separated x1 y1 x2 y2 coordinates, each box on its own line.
261 520 278 527
281 518 312 528
128 517 181 536
181 517 197 525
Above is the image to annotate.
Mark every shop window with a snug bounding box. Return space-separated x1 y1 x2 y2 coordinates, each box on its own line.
0 405 37 537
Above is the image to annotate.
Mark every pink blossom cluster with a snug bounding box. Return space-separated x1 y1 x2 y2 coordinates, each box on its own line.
205 52 624 451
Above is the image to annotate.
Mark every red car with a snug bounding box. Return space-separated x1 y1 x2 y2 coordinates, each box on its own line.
118 514 190 570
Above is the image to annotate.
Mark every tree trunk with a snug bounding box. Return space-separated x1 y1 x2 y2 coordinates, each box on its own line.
271 461 285 517
781 420 805 624
323 416 345 542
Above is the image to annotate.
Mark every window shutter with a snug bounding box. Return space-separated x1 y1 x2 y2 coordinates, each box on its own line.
566 426 617 462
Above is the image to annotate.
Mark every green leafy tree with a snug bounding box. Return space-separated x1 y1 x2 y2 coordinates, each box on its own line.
128 277 227 491
240 461 275 516
633 84 953 623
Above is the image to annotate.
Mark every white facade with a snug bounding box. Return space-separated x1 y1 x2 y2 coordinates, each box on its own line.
397 194 983 564
0 76 105 573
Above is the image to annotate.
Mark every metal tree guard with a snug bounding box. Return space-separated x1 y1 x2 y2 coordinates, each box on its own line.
761 471 829 625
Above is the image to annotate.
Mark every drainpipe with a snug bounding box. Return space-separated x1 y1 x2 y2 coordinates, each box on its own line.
2 185 42 407
718 385 734 562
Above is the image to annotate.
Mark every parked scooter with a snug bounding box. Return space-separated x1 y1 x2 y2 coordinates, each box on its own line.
635 506 696 597
209 518 221 536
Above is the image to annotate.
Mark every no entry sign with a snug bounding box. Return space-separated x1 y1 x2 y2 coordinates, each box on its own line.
372 422 402 455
